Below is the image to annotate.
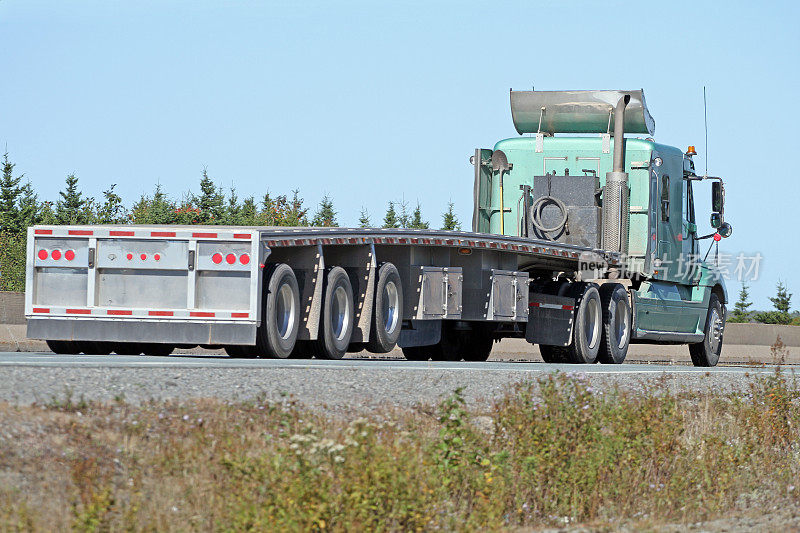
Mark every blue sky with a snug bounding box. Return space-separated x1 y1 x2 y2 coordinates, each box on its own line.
1 0 798 310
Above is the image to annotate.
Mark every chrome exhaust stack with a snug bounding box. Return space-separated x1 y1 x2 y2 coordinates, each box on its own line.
601 95 631 254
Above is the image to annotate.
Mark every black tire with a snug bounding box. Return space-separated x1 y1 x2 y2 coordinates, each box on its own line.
114 343 144 355
290 340 314 359
562 283 602 364
462 323 494 362
366 263 404 353
597 284 631 364
312 266 354 360
46 340 79 354
539 344 569 363
402 345 439 361
689 293 725 367
257 263 301 359
141 343 174 356
225 344 260 358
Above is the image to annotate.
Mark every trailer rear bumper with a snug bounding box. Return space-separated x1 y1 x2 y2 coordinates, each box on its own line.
27 318 256 345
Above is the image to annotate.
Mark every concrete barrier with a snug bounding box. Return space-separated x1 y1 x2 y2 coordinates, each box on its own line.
723 323 800 347
0 292 25 325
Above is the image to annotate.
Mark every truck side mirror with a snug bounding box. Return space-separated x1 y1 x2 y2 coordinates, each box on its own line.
710 212 722 228
718 222 733 238
711 181 724 214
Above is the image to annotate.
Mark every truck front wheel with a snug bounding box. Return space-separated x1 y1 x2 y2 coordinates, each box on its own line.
312 266 354 360
258 263 301 359
689 293 725 367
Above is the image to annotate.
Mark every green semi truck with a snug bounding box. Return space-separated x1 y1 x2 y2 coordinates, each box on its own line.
25 89 731 366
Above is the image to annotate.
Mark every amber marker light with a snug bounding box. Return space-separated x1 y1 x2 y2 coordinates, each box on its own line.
686 145 697 156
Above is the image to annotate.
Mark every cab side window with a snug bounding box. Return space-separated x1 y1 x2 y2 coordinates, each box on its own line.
661 175 670 222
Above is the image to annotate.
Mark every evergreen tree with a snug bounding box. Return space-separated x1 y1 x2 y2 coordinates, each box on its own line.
131 184 177 224
284 190 309 226
383 201 399 228
770 280 792 315
441 201 461 231
96 184 127 224
311 194 338 227
194 168 225 224
18 182 39 228
730 283 753 322
55 173 89 224
409 202 429 229
358 208 371 228
0 152 23 234
396 199 411 229
240 196 258 225
224 187 243 225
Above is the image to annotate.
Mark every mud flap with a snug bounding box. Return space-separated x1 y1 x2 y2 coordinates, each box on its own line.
524 293 576 347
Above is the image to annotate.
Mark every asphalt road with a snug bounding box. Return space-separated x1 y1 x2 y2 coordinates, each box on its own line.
0 351 785 374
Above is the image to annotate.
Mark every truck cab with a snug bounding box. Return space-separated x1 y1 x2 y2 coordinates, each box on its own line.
473 89 731 364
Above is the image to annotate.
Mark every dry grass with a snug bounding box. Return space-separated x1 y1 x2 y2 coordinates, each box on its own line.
1 371 799 532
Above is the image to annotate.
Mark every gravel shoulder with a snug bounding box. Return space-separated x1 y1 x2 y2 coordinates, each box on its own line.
0 362 788 412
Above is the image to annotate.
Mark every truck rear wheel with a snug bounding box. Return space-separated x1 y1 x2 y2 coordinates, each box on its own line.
689 293 725 367
597 283 631 364
312 266 354 360
46 340 79 354
562 283 602 364
257 263 301 359
539 345 568 364
366 263 403 353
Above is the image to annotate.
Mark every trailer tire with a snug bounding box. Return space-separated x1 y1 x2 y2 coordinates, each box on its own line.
563 283 602 364
402 345 439 361
257 263 301 359
366 263 403 354
597 284 631 364
114 343 144 355
312 266 354 360
462 323 494 362
689 294 725 367
141 343 174 356
225 345 259 358
46 340 79 354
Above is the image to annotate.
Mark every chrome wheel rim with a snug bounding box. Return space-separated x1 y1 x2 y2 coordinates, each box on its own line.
331 286 350 341
615 299 630 350
382 280 399 335
709 308 723 353
276 283 296 340
584 297 601 350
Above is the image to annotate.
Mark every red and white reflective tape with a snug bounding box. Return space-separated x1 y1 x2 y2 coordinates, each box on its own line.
32 227 255 241
28 307 252 320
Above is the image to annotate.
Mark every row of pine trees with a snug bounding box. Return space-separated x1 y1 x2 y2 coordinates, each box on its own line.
0 152 461 290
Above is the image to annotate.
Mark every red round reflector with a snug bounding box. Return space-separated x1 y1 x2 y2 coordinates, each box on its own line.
226 253 236 265
65 250 75 261
713 233 722 242
126 253 133 260
141 253 148 261
212 253 223 264
154 253 161 261
38 249 48 260
239 253 250 265
51 249 62 260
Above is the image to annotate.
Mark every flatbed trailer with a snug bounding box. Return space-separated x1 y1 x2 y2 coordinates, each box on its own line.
25 224 619 361
25 89 732 365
